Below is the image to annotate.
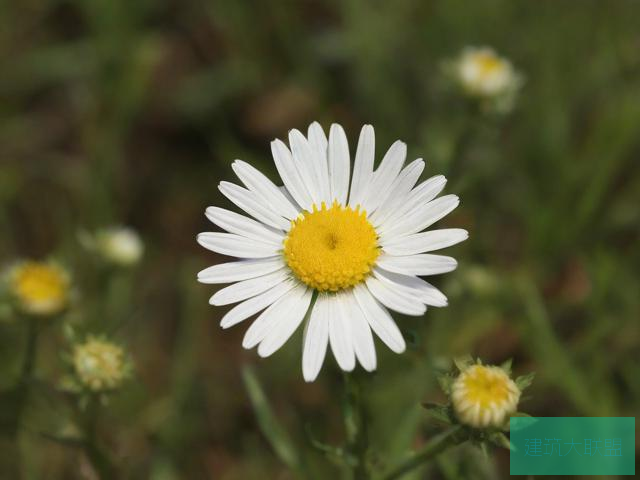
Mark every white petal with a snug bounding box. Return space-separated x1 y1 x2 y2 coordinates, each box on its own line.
231 160 299 219
373 267 448 307
279 185 301 211
352 284 406 353
307 121 330 203
379 194 460 241
382 229 468 256
348 125 375 208
365 277 426 316
376 254 458 276
307 121 328 152
209 269 289 306
369 159 424 226
271 139 313 211
329 293 355 371
361 140 406 213
328 124 350 205
197 232 280 258
220 280 296 329
289 129 322 207
377 175 446 231
198 257 284 284
219 181 290 231
345 291 376 372
302 295 330 382
258 287 313 357
242 283 307 349
205 207 284 244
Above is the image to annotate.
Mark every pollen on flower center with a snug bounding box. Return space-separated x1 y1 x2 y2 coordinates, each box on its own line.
474 52 504 77
283 202 380 292
461 365 513 407
451 364 521 428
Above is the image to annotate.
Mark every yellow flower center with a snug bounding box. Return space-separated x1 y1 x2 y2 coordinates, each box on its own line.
460 365 515 408
73 339 128 391
452 364 521 428
474 52 504 78
10 262 69 315
284 202 380 292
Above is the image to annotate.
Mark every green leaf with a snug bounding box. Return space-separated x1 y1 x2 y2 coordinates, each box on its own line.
421 402 453 425
487 432 512 450
305 425 352 467
500 358 513 375
515 372 536 392
436 371 454 395
508 414 537 432
241 366 302 474
453 355 474 373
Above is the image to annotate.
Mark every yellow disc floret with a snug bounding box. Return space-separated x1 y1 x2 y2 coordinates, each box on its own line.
451 364 520 428
284 202 380 292
474 51 504 78
8 261 70 316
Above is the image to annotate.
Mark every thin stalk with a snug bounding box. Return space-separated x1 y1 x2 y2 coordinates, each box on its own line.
343 374 369 480
20 317 39 383
80 398 116 479
380 426 464 480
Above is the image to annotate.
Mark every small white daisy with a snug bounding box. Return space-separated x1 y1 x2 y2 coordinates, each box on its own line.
450 46 522 112
198 122 467 381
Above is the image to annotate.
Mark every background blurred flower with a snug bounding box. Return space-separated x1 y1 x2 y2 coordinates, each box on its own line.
81 227 144 267
6 261 70 316
448 46 523 112
72 337 132 392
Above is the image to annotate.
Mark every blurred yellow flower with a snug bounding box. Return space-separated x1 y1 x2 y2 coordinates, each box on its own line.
452 46 522 106
73 337 131 392
451 364 520 428
8 261 70 316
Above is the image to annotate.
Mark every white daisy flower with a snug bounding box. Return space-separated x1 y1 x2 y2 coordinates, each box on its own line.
449 47 523 112
198 122 467 381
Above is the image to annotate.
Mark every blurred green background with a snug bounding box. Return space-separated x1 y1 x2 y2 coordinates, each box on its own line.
1 0 639 478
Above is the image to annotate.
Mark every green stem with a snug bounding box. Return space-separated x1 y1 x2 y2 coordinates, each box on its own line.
343 374 369 480
20 317 39 383
380 426 464 480
80 398 116 480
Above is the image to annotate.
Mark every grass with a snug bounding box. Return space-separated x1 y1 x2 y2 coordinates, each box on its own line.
1 0 639 478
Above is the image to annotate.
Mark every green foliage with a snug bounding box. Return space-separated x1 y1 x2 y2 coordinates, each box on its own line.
0 0 639 478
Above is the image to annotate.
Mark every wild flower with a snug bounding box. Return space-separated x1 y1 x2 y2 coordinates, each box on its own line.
198 122 467 381
6 260 70 316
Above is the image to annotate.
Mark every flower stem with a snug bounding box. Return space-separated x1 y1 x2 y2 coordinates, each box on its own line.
380 425 464 480
343 373 369 480
80 398 116 479
20 317 39 383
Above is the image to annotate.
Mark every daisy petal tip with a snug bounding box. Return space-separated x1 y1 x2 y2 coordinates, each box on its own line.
362 361 377 373
303 369 319 383
241 336 256 350
257 345 271 358
394 343 407 354
195 233 207 247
